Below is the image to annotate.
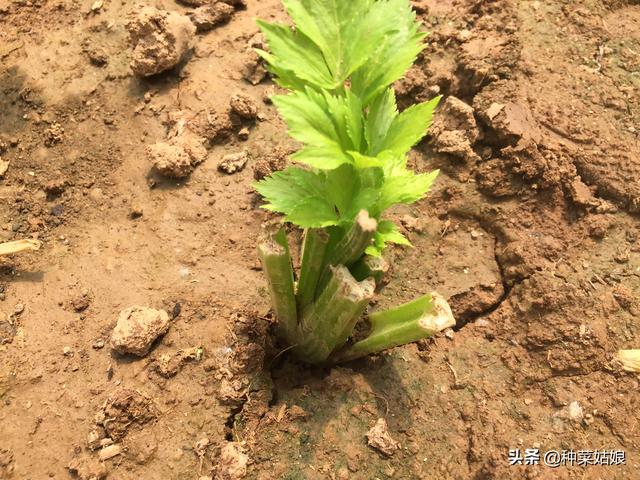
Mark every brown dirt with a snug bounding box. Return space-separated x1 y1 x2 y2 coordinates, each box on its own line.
1 0 639 479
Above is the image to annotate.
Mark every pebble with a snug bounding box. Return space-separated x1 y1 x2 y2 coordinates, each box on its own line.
568 401 584 422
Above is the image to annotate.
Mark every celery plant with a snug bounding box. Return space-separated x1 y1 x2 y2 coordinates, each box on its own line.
254 0 455 364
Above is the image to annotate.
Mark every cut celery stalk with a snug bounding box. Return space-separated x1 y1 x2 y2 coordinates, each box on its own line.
258 229 298 344
351 255 389 285
334 292 455 362
295 265 375 364
296 228 329 311
0 239 41 256
316 210 377 296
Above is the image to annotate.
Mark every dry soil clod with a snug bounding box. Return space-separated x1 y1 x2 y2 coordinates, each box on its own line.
229 92 259 121
95 388 158 441
430 96 480 164
188 3 235 33
149 111 209 178
110 306 171 357
216 442 249 480
218 151 249 174
127 7 196 77
366 418 400 457
241 34 268 85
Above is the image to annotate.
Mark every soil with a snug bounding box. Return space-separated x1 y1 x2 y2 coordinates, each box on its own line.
1 1 639 479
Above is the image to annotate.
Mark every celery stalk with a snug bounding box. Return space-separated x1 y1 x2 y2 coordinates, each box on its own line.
296 228 330 310
334 293 455 362
0 239 42 256
257 229 298 344
316 210 377 296
351 255 389 285
295 265 375 364
328 210 377 266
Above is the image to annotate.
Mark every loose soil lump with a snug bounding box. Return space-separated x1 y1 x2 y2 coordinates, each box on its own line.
110 306 171 357
127 7 196 77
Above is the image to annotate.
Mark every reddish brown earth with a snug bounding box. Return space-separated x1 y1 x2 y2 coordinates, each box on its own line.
1 1 639 479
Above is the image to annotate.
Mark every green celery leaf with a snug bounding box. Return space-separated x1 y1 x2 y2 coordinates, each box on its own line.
291 146 352 170
348 151 385 169
345 187 381 220
351 0 427 105
324 89 364 152
376 96 441 157
325 164 381 222
273 89 368 169
256 21 335 89
281 0 396 87
365 88 398 155
325 164 359 217
254 167 339 228
273 90 352 169
365 220 411 257
378 169 439 211
287 197 340 227
259 55 309 92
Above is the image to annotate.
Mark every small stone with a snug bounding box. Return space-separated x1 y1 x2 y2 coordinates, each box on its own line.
14 303 25 315
470 229 482 239
366 418 400 457
218 151 249 175
87 47 108 66
568 401 584 422
195 438 210 458
149 142 193 179
614 248 630 264
92 338 105 349
44 178 67 197
400 215 422 233
44 123 65 147
67 455 107 480
485 103 505 120
0 158 9 177
238 127 250 141
63 346 74 356
91 0 103 12
288 405 308 421
110 306 171 357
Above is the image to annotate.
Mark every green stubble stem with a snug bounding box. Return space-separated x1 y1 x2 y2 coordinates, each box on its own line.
295 265 375 364
258 229 298 345
333 292 456 363
296 228 330 311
